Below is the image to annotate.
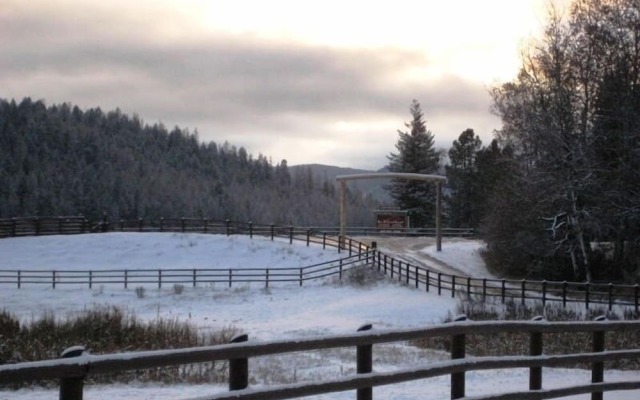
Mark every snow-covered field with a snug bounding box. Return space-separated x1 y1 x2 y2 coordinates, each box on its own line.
0 233 637 400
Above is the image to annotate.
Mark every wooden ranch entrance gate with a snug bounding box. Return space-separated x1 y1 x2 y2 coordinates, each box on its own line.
336 173 447 251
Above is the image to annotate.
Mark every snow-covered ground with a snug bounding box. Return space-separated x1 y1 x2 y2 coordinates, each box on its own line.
0 233 637 400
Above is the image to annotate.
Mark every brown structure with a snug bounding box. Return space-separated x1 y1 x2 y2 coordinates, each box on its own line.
336 172 447 251
374 207 409 230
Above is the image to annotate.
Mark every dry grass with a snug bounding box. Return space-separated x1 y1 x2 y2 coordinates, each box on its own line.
0 306 238 387
413 298 640 370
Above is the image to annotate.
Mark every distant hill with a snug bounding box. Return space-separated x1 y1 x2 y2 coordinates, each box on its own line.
290 163 392 204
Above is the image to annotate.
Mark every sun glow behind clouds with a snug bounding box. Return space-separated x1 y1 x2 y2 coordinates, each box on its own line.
188 0 566 84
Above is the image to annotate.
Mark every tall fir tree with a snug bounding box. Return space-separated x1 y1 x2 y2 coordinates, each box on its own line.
386 100 440 227
445 128 482 228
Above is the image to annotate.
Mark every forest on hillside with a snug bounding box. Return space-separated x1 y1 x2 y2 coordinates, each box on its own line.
0 98 378 226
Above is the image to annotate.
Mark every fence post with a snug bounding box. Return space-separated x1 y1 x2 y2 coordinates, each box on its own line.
416 266 420 289
59 346 86 400
585 282 590 310
451 275 456 298
591 315 607 400
450 315 467 399
521 279 526 305
501 279 506 304
323 232 327 249
542 280 547 306
11 217 16 237
529 315 544 391
562 281 567 307
89 271 92 289
124 270 128 289
229 270 232 288
438 273 442 295
17 270 21 289
158 270 162 289
467 277 471 297
160 217 164 232
270 224 275 240
266 268 269 288
306 229 311 246
299 268 303 287
289 226 294 244
193 269 197 288
35 217 41 236
608 283 614 311
635 284 639 313
53 270 56 289
226 219 231 236
203 218 208 233
356 323 373 400
138 218 143 232
406 264 410 285
181 217 186 233
339 259 343 279
482 278 487 301
249 221 253 238
425 270 430 292
229 334 249 391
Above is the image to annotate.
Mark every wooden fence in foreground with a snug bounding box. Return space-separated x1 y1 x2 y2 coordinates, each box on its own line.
1 317 639 400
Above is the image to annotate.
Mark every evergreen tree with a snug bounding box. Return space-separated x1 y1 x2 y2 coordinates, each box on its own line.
386 100 440 227
445 129 482 228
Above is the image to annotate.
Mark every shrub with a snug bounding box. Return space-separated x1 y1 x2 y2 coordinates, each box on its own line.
173 284 185 295
135 286 145 299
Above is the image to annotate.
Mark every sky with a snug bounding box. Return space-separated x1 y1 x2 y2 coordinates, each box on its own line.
1 0 569 170
1 232 638 399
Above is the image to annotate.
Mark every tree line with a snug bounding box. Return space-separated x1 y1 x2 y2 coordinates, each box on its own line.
0 98 377 226
442 0 639 284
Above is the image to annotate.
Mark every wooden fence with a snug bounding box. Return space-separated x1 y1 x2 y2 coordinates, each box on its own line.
0 252 374 289
0 216 473 238
0 216 639 311
0 216 90 237
1 317 639 400
372 252 640 312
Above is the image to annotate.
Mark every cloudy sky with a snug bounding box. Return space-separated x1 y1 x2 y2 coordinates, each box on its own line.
2 0 567 170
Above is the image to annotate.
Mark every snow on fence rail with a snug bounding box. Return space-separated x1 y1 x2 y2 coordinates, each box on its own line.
0 252 373 289
1 317 639 400
1 216 639 311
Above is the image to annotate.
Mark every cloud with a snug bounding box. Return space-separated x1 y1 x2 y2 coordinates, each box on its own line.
1 0 500 169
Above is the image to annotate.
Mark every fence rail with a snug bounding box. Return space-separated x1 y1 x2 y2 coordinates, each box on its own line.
0 216 473 238
0 252 374 289
1 216 639 310
1 317 639 400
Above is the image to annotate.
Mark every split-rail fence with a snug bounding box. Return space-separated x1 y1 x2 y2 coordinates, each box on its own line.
0 216 638 311
0 317 639 400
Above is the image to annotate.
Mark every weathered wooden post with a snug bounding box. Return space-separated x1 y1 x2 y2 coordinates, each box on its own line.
357 323 373 400
529 315 544 391
229 334 249 391
436 181 442 251
591 315 607 400
450 315 467 399
59 346 85 400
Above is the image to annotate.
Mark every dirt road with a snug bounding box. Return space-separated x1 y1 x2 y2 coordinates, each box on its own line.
354 236 475 277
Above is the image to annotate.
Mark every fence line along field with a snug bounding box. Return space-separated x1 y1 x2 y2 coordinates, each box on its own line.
0 221 639 399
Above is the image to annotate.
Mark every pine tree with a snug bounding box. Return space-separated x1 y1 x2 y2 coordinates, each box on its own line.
446 129 482 228
386 100 440 227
